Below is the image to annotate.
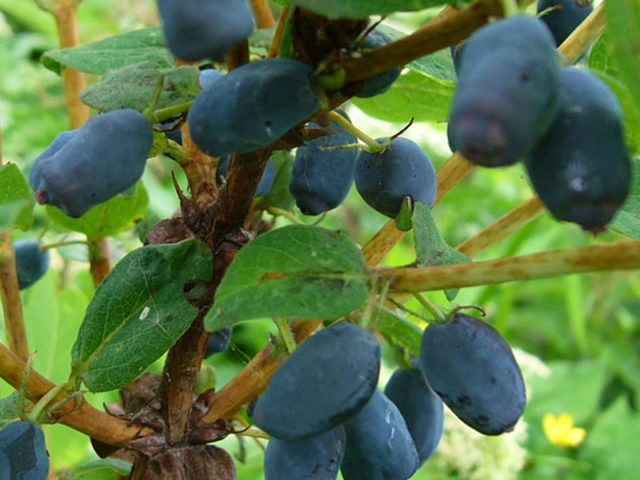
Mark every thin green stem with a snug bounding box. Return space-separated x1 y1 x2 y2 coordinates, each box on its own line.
275 318 297 354
27 384 66 423
500 0 520 17
151 101 194 124
387 297 433 324
236 427 271 440
164 138 189 165
40 239 88 251
412 293 448 324
143 73 167 121
328 111 384 153
359 280 380 330
265 206 304 225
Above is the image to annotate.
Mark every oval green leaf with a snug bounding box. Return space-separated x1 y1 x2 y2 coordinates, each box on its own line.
206 225 368 330
41 27 172 76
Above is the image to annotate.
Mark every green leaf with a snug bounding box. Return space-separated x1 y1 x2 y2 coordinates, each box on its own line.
578 398 640 480
589 33 640 152
206 225 369 330
0 0 56 35
351 69 455 123
70 240 213 392
0 163 34 231
605 1 640 116
610 158 640 239
41 28 173 76
375 306 423 356
413 202 470 300
68 459 132 479
374 25 457 82
286 0 469 19
81 63 200 114
526 359 608 424
409 48 457 82
0 394 20 428
45 183 149 239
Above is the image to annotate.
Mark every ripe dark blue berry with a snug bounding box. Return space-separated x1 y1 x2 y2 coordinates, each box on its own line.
354 30 401 98
525 67 631 231
13 240 50 290
30 109 153 218
28 131 75 190
355 137 437 218
538 0 593 46
265 427 346 480
252 323 380 441
188 59 321 157
0 421 49 480
447 15 561 167
420 313 526 435
199 68 223 90
205 328 233 357
157 0 255 62
290 120 358 215
341 389 419 480
384 367 444 465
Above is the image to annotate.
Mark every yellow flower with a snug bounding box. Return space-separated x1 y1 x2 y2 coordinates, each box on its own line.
543 413 587 448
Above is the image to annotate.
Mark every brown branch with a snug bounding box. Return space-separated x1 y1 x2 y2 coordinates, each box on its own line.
250 0 276 29
362 221 407 266
0 342 153 445
434 152 475 203
0 235 30 362
226 39 251 71
457 196 545 257
376 241 640 292
268 7 290 58
342 1 503 83
53 3 89 129
160 315 209 445
180 122 217 202
209 149 271 247
558 1 607 65
0 125 29 362
87 238 111 288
